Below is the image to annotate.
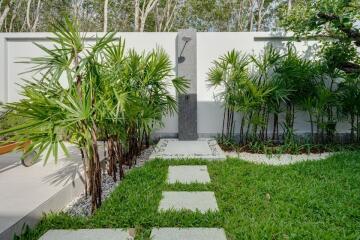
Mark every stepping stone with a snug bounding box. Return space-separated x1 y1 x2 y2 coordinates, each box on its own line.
150 228 227 240
39 229 135 240
167 165 211 184
150 138 226 160
158 191 218 213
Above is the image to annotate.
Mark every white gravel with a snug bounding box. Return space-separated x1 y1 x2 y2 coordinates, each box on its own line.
226 151 333 165
64 146 154 217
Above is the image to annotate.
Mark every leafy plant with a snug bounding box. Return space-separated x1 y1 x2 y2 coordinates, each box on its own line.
208 42 360 153
0 18 188 213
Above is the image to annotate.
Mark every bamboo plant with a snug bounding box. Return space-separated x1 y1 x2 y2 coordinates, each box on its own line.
0 18 188 213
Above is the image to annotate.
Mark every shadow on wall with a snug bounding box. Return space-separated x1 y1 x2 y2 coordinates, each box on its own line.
197 101 350 138
268 40 320 60
0 215 39 240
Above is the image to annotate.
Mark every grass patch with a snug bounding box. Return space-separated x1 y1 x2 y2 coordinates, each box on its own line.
17 152 360 239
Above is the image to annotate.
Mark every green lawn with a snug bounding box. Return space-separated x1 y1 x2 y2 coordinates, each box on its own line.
18 152 360 240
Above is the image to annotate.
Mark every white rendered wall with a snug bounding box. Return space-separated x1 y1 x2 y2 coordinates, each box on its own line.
197 32 350 136
0 32 178 136
0 32 351 136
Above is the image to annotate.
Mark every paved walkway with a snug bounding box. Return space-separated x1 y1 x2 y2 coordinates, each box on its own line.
39 229 135 240
153 164 227 240
151 228 227 240
0 145 90 240
167 165 210 184
150 138 226 160
38 141 228 239
159 191 218 213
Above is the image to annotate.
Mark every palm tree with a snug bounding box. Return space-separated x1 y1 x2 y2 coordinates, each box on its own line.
207 50 250 140
0 18 188 213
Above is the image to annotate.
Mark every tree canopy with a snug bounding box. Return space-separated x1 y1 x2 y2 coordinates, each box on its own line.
281 0 360 74
0 0 295 32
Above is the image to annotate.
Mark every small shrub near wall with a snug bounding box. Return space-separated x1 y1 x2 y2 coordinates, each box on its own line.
208 44 360 153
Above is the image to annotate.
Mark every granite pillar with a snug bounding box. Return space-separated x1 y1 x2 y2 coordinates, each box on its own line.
177 29 198 140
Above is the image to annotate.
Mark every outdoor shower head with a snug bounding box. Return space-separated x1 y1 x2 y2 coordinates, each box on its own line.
182 36 192 42
178 36 192 63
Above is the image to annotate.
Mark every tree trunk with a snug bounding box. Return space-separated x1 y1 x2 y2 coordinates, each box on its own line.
245 112 253 142
31 0 41 32
134 0 140 31
103 0 108 32
80 147 88 197
221 107 226 138
134 0 158 32
25 0 41 32
26 0 32 30
309 112 314 143
248 0 254 31
257 0 264 31
272 113 278 141
350 113 355 142
240 114 245 144
287 0 292 12
236 0 245 31
90 127 102 213
9 0 24 32
154 0 177 32
107 137 117 182
0 0 14 30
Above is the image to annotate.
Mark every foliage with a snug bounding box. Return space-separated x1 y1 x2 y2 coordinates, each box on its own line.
208 44 360 148
0 18 188 212
15 154 360 239
1 0 287 32
280 0 360 74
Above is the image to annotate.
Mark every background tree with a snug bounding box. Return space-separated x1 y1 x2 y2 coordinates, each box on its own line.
0 0 15 30
0 0 295 32
153 0 179 32
280 0 360 74
134 0 159 32
103 0 108 32
25 0 42 32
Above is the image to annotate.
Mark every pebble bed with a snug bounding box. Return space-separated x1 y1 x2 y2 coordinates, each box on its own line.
65 146 154 217
226 151 333 165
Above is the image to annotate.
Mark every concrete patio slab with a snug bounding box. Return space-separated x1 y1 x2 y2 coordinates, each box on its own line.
0 144 103 240
158 191 218 213
150 228 227 240
167 165 210 184
39 229 134 240
150 138 225 160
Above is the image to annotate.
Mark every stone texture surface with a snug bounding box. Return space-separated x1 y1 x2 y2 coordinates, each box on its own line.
39 229 134 240
167 165 210 184
177 29 197 95
150 138 225 160
177 29 197 140
150 228 227 240
158 191 218 213
178 94 198 140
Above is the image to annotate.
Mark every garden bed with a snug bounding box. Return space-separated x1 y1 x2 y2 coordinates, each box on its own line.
64 146 154 217
219 140 360 153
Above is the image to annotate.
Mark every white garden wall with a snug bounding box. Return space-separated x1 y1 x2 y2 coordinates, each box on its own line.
0 32 351 137
0 32 178 136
